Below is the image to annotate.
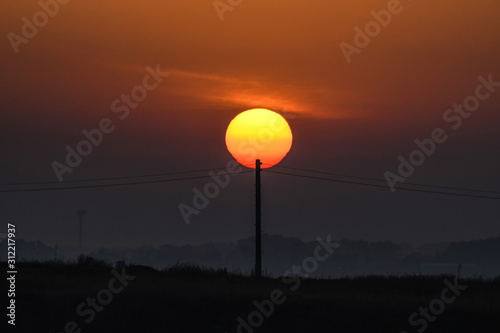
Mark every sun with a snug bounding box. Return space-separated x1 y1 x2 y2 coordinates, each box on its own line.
225 108 293 168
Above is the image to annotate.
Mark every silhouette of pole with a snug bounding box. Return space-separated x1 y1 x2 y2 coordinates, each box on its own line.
255 159 262 278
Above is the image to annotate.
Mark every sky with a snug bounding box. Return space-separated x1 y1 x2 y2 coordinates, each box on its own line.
1 0 499 248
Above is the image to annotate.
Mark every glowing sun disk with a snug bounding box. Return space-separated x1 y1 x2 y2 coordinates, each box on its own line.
225 108 293 168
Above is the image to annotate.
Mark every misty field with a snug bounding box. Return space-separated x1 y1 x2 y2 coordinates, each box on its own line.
4 260 499 333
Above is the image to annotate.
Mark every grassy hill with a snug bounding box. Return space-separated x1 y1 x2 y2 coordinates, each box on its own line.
4 260 500 333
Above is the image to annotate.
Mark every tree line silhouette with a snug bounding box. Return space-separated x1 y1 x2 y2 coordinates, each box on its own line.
2 234 499 277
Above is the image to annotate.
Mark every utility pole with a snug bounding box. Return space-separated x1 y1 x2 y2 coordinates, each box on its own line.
255 159 262 278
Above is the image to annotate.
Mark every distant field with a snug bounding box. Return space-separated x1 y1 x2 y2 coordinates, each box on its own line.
3 261 499 333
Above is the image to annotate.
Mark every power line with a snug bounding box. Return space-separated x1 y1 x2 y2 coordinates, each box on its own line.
274 165 500 196
0 171 254 193
2 162 497 199
0 167 229 187
265 170 500 200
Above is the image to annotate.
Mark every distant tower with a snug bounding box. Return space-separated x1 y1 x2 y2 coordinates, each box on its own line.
76 210 86 254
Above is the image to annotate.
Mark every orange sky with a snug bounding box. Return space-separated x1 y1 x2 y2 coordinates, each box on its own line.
1 0 500 246
3 0 499 161
3 0 500 119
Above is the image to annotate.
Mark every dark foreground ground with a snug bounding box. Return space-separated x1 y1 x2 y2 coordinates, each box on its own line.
3 261 500 333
